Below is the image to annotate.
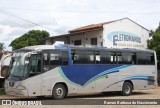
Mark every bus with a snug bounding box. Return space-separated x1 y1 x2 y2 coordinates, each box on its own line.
4 44 157 99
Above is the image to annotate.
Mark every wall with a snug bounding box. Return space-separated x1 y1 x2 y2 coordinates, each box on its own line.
103 18 149 49
46 37 69 45
70 30 103 46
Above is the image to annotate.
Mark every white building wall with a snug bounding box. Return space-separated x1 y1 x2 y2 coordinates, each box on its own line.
103 18 149 49
46 37 68 45
70 30 103 46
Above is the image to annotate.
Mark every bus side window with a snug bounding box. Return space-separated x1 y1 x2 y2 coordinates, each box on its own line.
49 51 68 66
62 51 68 65
50 51 62 65
117 52 122 64
95 51 100 64
137 53 155 65
150 54 155 65
132 53 136 64
110 52 116 64
72 50 94 64
122 52 133 64
30 54 42 77
95 51 111 64
43 51 49 65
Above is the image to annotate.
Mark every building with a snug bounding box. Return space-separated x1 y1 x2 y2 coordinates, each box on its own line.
46 18 149 49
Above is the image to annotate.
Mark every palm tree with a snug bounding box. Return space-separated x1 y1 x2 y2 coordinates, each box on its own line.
0 42 5 52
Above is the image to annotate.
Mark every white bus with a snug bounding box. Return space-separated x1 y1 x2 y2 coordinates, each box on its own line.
5 44 157 99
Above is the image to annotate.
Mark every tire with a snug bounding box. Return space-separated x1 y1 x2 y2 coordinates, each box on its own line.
121 82 133 96
52 84 67 100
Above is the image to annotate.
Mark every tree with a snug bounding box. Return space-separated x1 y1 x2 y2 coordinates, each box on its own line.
148 25 160 61
0 42 5 52
10 30 50 50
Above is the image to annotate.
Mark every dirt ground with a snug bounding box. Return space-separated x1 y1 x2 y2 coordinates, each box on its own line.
0 87 160 108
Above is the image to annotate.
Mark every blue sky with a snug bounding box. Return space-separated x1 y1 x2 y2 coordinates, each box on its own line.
0 0 160 50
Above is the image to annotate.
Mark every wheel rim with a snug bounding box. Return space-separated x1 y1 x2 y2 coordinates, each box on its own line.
55 88 64 96
125 85 131 94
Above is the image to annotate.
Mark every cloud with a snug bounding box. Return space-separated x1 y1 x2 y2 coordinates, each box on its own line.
0 0 160 51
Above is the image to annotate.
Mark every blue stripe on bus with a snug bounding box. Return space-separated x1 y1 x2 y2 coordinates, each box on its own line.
60 65 131 86
106 76 155 88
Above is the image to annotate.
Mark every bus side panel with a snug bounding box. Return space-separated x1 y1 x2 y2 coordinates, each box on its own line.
117 65 156 91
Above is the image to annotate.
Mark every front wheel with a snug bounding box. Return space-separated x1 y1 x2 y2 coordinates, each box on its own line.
52 84 67 100
121 82 133 96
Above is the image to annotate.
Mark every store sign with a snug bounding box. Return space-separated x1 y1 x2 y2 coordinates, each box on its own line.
107 31 143 48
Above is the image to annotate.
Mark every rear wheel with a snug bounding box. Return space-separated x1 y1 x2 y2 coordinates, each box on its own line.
121 82 133 96
52 84 67 100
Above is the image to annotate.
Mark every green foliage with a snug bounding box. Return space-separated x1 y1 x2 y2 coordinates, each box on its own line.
10 30 50 50
148 25 160 60
0 42 5 52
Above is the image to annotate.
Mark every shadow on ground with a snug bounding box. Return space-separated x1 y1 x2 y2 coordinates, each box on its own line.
7 91 152 101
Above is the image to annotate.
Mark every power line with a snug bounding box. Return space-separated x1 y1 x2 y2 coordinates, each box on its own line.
0 9 55 32
1 7 160 14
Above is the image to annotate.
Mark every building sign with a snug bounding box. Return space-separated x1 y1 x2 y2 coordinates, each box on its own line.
107 31 144 49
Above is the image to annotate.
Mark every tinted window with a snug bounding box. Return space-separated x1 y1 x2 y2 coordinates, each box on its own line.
96 51 112 64
30 54 41 77
117 52 136 64
137 53 155 65
110 52 117 64
72 50 94 64
122 53 133 64
50 51 68 65
43 51 49 65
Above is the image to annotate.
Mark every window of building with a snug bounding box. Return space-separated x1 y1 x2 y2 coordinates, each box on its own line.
72 50 94 64
74 40 81 45
91 38 97 45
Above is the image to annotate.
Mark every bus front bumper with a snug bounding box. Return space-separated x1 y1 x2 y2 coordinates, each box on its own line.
4 81 28 97
5 88 28 97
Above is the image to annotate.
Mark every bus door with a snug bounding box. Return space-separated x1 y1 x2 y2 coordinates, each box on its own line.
41 50 69 95
28 54 42 96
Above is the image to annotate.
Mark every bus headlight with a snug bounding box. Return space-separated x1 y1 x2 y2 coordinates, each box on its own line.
16 85 26 90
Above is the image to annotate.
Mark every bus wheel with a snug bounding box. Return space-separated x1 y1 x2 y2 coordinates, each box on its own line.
121 82 133 96
52 84 67 100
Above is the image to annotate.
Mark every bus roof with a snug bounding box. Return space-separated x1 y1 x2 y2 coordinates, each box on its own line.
16 44 154 53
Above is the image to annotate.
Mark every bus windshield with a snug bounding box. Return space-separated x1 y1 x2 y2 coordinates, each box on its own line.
8 51 30 80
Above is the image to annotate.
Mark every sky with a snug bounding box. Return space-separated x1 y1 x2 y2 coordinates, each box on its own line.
0 0 160 51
